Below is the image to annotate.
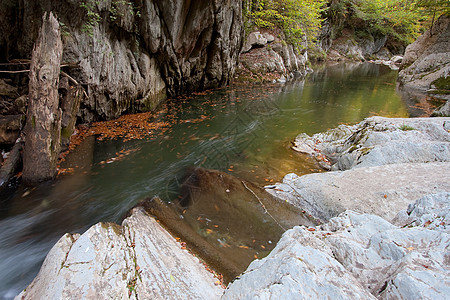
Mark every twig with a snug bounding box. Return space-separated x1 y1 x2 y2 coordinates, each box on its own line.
60 70 79 85
0 69 30 73
0 59 31 66
241 181 286 231
0 60 77 67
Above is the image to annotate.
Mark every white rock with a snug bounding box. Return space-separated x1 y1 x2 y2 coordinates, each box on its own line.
390 55 403 63
223 226 375 300
268 162 450 223
241 32 268 53
224 194 450 299
262 33 275 43
293 116 450 171
16 208 223 300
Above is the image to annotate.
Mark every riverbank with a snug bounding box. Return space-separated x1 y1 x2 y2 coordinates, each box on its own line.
267 116 450 222
16 116 450 299
224 116 450 298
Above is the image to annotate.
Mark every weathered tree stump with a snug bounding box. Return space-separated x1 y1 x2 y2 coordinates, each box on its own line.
23 12 63 185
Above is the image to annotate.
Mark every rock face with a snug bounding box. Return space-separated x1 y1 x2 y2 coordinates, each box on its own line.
16 207 223 299
223 193 450 299
22 12 63 185
318 26 391 62
0 0 243 122
236 31 310 83
398 14 450 117
398 15 450 91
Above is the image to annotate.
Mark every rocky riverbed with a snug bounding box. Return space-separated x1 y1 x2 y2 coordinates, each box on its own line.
16 116 450 299
225 116 450 299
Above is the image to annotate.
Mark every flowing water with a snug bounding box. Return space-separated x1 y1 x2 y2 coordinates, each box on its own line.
0 63 419 298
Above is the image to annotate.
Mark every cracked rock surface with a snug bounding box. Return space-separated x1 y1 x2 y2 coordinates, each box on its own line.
15 208 223 299
223 193 450 299
268 116 450 223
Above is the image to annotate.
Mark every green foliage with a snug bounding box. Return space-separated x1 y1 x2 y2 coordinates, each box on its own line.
432 76 450 92
415 0 450 17
415 0 450 33
399 124 416 131
59 21 70 37
80 0 141 38
80 1 101 37
325 0 432 46
109 1 141 22
244 0 326 51
357 0 423 44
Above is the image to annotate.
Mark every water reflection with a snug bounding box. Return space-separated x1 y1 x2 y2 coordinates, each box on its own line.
0 63 419 299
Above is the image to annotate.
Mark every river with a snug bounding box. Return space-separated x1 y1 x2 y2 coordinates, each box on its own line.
0 63 422 298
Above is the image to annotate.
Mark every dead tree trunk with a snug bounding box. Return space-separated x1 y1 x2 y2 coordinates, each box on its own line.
23 12 63 185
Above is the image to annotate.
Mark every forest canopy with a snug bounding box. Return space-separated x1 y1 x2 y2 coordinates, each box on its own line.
244 0 450 51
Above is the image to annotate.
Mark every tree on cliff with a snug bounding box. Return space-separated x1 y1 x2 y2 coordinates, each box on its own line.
326 0 425 45
244 0 326 50
415 0 450 34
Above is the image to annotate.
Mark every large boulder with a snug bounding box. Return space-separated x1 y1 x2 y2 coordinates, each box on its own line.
16 207 223 299
223 221 375 299
223 193 450 299
292 116 450 171
268 116 450 222
267 162 450 223
241 31 269 53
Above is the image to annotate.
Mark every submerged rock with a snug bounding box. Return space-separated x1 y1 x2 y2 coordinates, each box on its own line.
224 193 450 299
142 168 315 283
16 207 223 299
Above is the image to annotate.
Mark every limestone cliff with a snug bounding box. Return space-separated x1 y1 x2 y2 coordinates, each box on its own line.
399 15 450 91
398 15 450 116
0 0 243 122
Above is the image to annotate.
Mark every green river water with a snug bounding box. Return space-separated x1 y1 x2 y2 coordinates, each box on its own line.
0 62 425 298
